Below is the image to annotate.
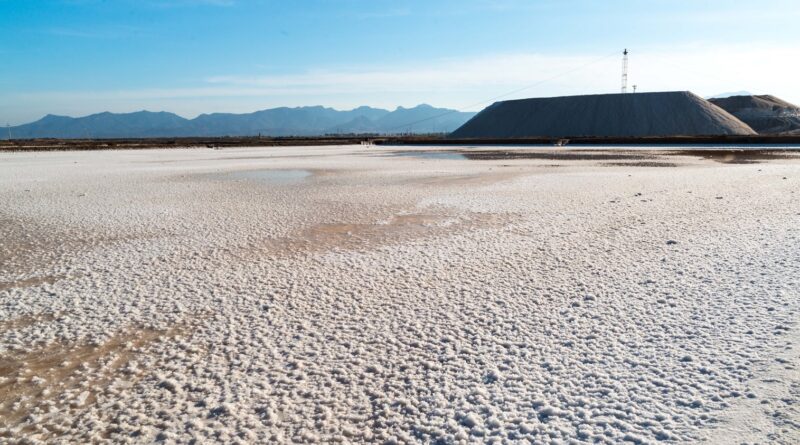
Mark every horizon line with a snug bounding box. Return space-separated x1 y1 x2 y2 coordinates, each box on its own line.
10 102 473 126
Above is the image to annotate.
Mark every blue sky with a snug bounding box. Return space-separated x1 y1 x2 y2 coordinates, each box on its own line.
1 0 799 124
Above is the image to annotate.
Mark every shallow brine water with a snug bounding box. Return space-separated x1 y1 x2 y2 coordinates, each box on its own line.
225 169 312 184
390 151 467 160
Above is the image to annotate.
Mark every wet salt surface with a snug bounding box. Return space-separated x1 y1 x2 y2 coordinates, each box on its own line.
223 168 312 184
563 144 800 150
0 145 798 444
391 144 800 150
391 151 467 160
380 146 800 167
387 147 800 164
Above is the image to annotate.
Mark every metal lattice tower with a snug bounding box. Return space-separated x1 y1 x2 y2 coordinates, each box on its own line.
621 49 629 94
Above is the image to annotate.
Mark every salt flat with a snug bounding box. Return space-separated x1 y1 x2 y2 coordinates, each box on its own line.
1 145 798 444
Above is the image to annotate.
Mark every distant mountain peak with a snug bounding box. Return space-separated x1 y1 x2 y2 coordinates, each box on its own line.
10 104 476 138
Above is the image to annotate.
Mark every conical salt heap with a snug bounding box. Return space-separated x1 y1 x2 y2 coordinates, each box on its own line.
450 91 756 138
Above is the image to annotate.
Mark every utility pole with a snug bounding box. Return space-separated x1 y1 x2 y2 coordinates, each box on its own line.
6 123 10 141
621 49 629 94
633 85 637 93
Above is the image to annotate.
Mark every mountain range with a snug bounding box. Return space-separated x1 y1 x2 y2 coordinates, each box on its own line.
8 104 476 139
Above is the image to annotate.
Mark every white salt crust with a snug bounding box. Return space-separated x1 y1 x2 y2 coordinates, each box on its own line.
0 146 798 444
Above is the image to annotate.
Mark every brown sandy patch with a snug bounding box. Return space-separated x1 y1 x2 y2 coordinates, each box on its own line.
402 168 526 187
0 325 187 436
0 275 67 292
239 210 513 259
0 216 154 281
405 174 489 186
0 217 65 275
0 313 60 333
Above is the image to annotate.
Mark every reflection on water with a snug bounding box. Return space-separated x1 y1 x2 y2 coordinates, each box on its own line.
392 151 467 160
382 146 800 164
387 144 800 152
227 169 312 184
568 144 800 150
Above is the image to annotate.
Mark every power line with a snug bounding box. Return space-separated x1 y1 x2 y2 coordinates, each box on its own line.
385 49 621 132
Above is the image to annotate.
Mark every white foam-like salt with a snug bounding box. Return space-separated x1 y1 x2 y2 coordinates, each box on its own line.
0 145 797 443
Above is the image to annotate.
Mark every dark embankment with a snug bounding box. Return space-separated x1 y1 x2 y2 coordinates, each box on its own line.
378 134 800 146
4 134 800 152
0 136 371 152
709 95 800 135
450 91 756 138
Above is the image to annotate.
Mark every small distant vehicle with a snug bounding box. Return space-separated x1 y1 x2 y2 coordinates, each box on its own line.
554 139 569 147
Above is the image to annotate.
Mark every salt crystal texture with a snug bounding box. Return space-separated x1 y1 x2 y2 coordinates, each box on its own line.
0 145 797 443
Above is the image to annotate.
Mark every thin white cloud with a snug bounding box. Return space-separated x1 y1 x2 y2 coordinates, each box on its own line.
652 3 800 24
5 42 800 123
200 43 800 104
203 53 611 93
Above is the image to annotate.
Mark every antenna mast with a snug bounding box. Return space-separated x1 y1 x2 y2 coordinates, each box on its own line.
621 49 629 93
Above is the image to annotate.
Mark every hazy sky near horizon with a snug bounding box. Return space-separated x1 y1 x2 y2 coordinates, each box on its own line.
1 0 800 124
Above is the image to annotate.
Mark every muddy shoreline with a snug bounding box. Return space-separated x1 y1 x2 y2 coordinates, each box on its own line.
4 134 800 152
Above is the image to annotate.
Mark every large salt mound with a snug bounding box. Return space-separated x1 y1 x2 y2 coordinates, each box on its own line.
450 91 756 138
709 94 800 135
